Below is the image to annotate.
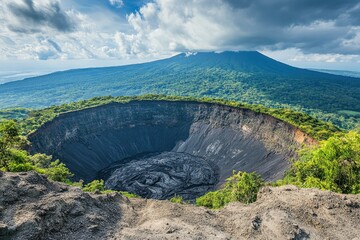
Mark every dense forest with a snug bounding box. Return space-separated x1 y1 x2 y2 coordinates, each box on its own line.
0 51 359 129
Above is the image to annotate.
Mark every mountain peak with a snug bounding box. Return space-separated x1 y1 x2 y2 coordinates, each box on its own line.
166 50 296 74
176 50 262 57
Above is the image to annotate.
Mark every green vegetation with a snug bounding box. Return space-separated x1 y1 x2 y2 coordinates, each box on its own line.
118 191 140 198
277 131 360 194
196 171 264 209
169 195 184 204
82 179 106 192
18 95 340 140
81 179 140 198
0 120 73 182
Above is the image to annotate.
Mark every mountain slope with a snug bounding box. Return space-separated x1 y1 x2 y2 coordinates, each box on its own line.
0 51 359 128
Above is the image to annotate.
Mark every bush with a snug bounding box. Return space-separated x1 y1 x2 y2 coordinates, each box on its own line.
30 153 53 168
118 191 140 198
44 160 74 182
169 195 184 204
82 179 106 192
81 179 140 198
196 171 264 209
277 131 360 194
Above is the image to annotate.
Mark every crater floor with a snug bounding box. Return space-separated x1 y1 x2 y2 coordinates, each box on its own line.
100 152 219 200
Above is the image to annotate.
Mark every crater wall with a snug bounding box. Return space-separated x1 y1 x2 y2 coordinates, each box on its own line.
29 101 313 199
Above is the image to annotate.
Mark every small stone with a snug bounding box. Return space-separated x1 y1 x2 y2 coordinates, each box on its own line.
36 210 47 216
0 223 9 235
70 203 85 217
345 200 353 207
59 185 68 192
326 205 333 209
251 216 262 230
88 225 99 232
166 227 176 234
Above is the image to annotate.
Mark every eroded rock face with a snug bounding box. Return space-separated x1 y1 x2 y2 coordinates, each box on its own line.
29 100 313 199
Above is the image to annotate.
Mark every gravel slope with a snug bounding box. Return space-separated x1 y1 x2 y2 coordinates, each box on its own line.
1 171 359 240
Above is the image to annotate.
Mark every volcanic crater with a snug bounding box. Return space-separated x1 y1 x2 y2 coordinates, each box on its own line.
29 100 313 200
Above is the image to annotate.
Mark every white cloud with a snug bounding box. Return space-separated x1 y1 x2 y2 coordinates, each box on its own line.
109 0 123 8
0 0 359 71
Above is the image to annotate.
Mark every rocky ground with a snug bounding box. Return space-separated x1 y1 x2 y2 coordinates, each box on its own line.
1 171 359 240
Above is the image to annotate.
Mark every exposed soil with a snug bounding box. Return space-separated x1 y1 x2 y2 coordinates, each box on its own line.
1 171 359 240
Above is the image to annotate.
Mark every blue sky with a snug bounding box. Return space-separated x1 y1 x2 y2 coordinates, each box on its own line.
0 0 359 82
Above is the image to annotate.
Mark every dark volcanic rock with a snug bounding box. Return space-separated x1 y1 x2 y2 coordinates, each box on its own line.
29 100 314 199
103 152 219 200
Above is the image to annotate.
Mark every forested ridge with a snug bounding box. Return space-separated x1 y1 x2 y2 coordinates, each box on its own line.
0 51 359 129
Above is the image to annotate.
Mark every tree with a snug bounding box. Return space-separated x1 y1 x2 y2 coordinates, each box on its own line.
278 131 360 194
0 120 28 170
0 120 73 183
44 160 73 182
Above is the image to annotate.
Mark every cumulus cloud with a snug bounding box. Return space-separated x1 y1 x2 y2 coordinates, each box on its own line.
4 0 76 33
0 0 359 66
115 0 360 56
109 0 124 8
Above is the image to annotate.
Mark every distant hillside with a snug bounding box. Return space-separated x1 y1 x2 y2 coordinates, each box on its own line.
0 51 359 129
312 69 360 79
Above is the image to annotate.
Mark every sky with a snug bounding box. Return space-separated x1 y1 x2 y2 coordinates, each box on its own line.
0 0 359 82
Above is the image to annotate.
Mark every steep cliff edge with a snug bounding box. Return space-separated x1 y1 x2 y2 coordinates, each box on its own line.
29 100 314 199
1 171 359 240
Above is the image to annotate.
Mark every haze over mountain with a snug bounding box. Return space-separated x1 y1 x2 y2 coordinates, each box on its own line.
0 51 359 129
313 69 360 79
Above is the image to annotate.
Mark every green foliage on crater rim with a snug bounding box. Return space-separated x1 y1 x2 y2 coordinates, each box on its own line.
196 171 264 208
15 94 340 141
277 131 360 194
0 120 73 182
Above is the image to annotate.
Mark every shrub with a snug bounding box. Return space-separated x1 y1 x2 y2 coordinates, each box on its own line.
196 171 264 209
81 179 140 198
170 195 184 204
118 191 140 198
82 179 106 192
44 160 74 182
277 131 360 194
